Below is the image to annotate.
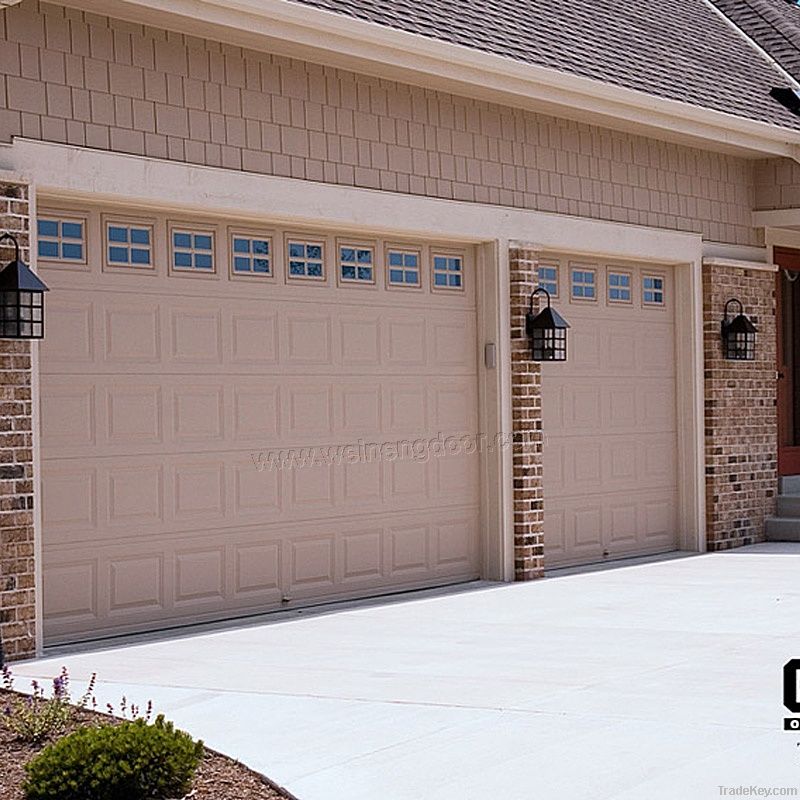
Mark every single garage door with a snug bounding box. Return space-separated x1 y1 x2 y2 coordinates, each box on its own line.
38 204 481 644
541 254 678 568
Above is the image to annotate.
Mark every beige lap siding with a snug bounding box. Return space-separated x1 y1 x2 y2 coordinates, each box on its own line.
0 2 757 246
703 264 777 550
0 179 35 662
754 158 800 211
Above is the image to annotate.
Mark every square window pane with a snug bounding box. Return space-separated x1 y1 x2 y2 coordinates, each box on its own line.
620 275 630 287
289 261 306 275
61 222 83 239
342 265 356 279
405 271 418 284
389 268 403 283
130 228 150 245
449 274 462 287
194 253 213 269
340 247 355 262
610 274 620 286
131 248 150 265
450 258 462 271
253 258 270 273
174 252 192 267
174 232 192 248
357 266 372 281
585 286 595 297
108 246 129 263
252 239 269 255
289 242 305 258
108 226 128 243
234 256 251 272
389 252 403 266
193 234 212 251
434 273 447 286
306 244 322 260
233 238 250 254
403 254 418 267
61 243 83 260
38 241 59 258
38 219 59 237
307 262 323 277
357 249 372 264
434 256 447 270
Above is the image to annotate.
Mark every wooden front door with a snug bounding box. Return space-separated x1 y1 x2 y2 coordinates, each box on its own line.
776 247 800 475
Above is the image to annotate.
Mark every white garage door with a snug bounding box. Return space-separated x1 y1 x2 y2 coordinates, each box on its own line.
38 204 481 644
541 255 679 568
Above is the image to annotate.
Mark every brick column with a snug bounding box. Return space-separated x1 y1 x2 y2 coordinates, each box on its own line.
703 263 777 550
509 246 544 580
0 179 36 661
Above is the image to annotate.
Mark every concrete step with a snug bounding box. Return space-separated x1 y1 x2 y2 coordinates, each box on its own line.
779 475 800 495
777 495 800 517
766 516 800 542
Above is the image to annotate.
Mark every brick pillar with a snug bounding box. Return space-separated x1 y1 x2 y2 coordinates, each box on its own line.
509 246 544 580
0 179 36 661
703 264 777 550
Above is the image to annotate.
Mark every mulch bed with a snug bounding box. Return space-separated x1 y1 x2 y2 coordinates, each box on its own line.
0 689 295 800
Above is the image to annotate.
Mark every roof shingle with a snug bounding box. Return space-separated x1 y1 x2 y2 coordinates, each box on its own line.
288 0 800 131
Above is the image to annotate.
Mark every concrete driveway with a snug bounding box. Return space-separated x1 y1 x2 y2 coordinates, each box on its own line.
13 544 800 800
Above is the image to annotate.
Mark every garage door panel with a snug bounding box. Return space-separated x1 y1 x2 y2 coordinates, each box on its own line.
41 464 99 540
41 211 481 643
230 311 279 365
41 295 95 365
40 379 96 450
543 258 678 567
105 303 162 364
108 554 165 615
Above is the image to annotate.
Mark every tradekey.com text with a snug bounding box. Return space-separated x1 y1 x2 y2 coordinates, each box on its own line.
251 430 540 472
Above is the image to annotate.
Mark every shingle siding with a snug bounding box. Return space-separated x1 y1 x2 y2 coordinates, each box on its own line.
0 2 761 246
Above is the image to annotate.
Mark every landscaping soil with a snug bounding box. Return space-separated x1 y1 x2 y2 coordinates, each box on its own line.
0 689 294 800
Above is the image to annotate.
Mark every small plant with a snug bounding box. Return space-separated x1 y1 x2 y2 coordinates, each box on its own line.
23 714 204 800
1 665 96 744
1 666 154 743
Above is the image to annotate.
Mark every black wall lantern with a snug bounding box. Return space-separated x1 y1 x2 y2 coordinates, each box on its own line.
0 233 49 340
721 298 756 361
526 287 570 361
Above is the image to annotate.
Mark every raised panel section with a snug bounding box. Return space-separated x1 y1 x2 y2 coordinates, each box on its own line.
40 383 95 448
231 313 278 364
172 385 224 442
109 556 163 612
173 463 225 520
234 543 280 595
107 386 162 445
107 466 163 526
170 310 222 363
105 306 160 363
43 561 97 620
175 548 224 602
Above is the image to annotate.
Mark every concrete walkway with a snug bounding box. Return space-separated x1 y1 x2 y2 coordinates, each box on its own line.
14 544 800 800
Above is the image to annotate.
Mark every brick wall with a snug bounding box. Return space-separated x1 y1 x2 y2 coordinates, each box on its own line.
509 247 544 580
703 264 777 550
754 157 800 210
0 178 35 661
0 1 758 246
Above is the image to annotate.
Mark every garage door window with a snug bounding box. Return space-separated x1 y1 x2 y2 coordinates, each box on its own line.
537 262 559 297
387 248 421 288
37 217 86 264
105 221 153 269
171 228 215 272
338 244 374 284
231 233 272 277
432 253 463 291
643 275 665 306
607 270 632 303
570 267 596 301
287 239 325 280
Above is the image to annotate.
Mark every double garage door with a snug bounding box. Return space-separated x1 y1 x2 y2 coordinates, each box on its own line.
39 204 481 644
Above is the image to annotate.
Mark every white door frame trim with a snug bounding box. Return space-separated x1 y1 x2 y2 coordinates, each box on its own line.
0 139 706 624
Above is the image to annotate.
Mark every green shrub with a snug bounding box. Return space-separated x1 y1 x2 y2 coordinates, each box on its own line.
23 715 204 800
